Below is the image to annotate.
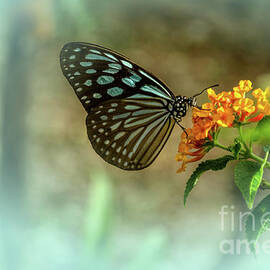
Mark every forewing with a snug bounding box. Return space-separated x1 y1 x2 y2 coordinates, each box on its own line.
60 42 175 112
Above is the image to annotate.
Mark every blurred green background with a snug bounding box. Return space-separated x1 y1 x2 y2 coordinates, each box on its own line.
1 0 270 269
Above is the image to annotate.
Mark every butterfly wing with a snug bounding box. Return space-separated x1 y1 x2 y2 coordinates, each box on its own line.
60 42 175 111
86 98 175 170
60 42 175 170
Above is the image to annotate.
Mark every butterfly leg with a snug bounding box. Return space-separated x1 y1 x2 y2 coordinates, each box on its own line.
176 119 188 137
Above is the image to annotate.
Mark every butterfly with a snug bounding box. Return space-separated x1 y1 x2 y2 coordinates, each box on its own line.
60 42 217 170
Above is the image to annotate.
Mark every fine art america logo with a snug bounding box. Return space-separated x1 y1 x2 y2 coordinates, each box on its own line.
219 205 270 255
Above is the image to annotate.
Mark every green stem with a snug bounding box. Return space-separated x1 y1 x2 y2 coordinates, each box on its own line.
249 152 270 169
238 125 249 150
262 150 269 167
212 123 270 169
214 141 231 152
213 140 270 169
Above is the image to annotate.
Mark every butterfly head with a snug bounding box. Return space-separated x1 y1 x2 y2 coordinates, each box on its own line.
172 84 219 118
172 96 196 118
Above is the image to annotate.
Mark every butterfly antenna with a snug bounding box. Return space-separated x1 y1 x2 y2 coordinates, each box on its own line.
193 84 219 98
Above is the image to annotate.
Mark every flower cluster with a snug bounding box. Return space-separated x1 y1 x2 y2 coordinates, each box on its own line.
176 80 270 172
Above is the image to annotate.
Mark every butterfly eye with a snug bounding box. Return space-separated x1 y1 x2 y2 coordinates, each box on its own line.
60 42 192 170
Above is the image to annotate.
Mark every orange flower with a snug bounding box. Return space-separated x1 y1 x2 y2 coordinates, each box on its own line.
216 91 233 107
213 107 235 127
192 118 213 140
207 88 219 104
233 98 256 121
202 102 214 111
176 80 270 173
233 98 255 113
252 87 270 115
193 105 212 118
257 100 270 115
227 90 242 102
233 80 253 95
176 129 210 173
252 87 269 101
192 105 216 139
248 113 264 123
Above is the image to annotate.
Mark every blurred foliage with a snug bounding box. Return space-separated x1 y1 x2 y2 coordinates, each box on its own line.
83 172 169 270
252 116 270 145
246 194 270 254
1 171 170 270
1 0 270 269
84 171 115 256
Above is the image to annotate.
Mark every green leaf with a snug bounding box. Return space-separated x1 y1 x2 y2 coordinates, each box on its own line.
234 161 264 209
252 115 270 144
245 194 270 254
184 155 234 205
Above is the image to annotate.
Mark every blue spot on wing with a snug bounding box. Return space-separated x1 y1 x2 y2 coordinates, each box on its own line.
80 62 92 67
129 71 142 82
84 79 92 86
108 63 122 69
122 77 136 87
86 69 96 74
103 68 119 74
107 87 124 97
97 75 114 85
85 54 115 62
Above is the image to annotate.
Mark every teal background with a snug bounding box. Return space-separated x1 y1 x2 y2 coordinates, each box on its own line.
1 0 270 269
